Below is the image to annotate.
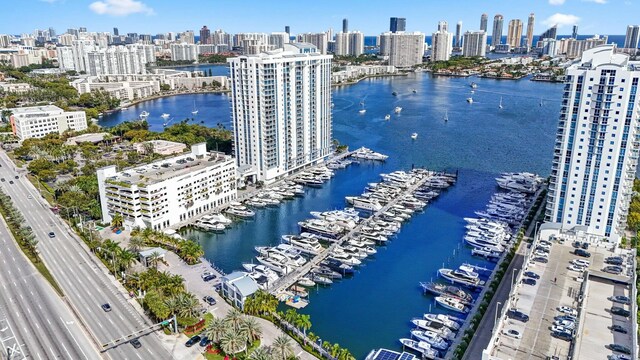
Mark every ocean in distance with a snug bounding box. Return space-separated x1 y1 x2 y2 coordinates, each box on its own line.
100 72 562 357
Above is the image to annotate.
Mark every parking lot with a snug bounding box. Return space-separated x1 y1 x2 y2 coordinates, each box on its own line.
489 226 636 360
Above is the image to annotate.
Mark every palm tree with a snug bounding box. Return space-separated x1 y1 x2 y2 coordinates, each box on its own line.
294 314 311 344
250 346 273 360
330 343 341 358
117 248 136 272
164 296 180 317
203 317 228 343
148 251 161 269
111 213 124 228
225 308 244 331
284 309 298 327
239 317 262 343
178 240 204 264
128 235 145 253
176 293 199 318
220 329 247 356
272 335 293 360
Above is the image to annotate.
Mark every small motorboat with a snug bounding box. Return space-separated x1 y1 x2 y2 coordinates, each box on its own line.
385 114 391 120
394 106 403 113
411 133 418 140
466 98 473 104
161 113 170 119
392 91 398 96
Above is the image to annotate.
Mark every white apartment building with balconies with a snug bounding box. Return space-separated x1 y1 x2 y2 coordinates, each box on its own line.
228 43 333 184
97 143 237 230
546 45 640 243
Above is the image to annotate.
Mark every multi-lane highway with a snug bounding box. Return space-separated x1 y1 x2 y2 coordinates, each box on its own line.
0 151 173 360
0 214 98 360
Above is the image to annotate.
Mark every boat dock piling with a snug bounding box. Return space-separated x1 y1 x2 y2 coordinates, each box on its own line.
268 169 457 296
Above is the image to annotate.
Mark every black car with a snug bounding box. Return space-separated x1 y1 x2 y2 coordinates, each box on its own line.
14 176 18 179
609 295 631 305
552 331 573 341
203 296 216 305
606 258 624 265
522 278 537 286
130 338 142 349
9 180 13 184
581 242 589 249
507 309 530 322
611 325 628 334
554 314 577 322
603 266 623 274
185 335 201 347
0 178 4 182
48 232 55 238
611 307 631 317
533 256 549 263
572 241 581 248
607 344 632 355
574 249 591 257
524 271 540 279
199 336 211 347
202 274 217 282
101 303 112 312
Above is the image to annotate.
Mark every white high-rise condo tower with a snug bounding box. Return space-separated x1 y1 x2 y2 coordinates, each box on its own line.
546 45 640 243
228 43 333 184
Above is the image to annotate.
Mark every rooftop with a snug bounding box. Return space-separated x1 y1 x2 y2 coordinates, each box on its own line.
65 132 114 145
222 271 260 297
11 105 63 116
106 148 232 188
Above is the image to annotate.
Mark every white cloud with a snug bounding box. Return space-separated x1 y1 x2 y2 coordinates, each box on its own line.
89 0 154 16
548 0 566 5
542 13 580 28
584 0 607 3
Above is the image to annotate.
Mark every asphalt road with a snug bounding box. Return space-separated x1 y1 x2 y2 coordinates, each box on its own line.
0 214 99 360
0 151 173 360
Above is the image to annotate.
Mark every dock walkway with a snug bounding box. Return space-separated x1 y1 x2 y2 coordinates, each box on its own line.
268 170 455 295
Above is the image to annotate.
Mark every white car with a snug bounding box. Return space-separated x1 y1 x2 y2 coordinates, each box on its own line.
557 306 578 316
534 250 549 258
568 264 585 272
537 243 551 250
502 329 522 339
551 325 572 333
572 259 590 267
553 319 575 329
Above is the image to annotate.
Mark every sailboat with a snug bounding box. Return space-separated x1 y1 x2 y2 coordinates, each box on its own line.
191 101 199 115
444 110 449 122
499 97 503 109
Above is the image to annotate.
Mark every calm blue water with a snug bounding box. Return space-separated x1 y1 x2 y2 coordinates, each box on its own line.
101 73 563 357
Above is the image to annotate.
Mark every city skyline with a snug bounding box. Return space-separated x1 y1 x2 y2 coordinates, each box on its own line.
5 0 638 36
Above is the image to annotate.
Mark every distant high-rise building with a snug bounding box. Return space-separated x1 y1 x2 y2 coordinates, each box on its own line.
301 32 328 54
381 31 425 67
455 21 462 48
200 26 211 44
269 32 290 49
507 19 523 48
480 13 488 33
491 14 504 47
48 27 56 38
343 18 348 33
463 31 487 57
572 25 578 39
67 28 79 38
539 25 557 42
334 31 363 56
170 43 198 61
390 17 406 33
546 44 640 243
624 25 640 49
526 13 535 49
113 27 119 36
228 43 333 184
79 27 87 33
432 21 453 61
180 30 195 44
285 26 290 35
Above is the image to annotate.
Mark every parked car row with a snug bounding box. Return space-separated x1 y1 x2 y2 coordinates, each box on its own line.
551 306 578 341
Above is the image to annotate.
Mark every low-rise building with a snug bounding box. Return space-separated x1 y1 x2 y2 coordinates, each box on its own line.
134 140 187 155
0 82 31 93
331 65 397 83
220 271 259 310
71 76 159 101
97 143 237 231
9 105 87 140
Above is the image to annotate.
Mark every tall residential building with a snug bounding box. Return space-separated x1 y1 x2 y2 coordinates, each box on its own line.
97 143 237 230
268 32 290 49
170 43 198 61
546 45 640 243
432 22 453 61
79 27 87 33
343 18 348 33
390 17 406 33
56 46 75 70
285 26 290 36
0 34 10 48
624 25 640 49
572 25 578 39
334 31 364 56
200 26 211 44
507 19 523 48
212 29 232 46
384 31 425 68
539 25 557 42
492 14 504 47
462 31 487 57
71 39 95 73
526 13 535 49
85 45 155 76
301 32 328 54
113 27 119 36
455 21 462 48
179 30 195 44
480 13 488 33
560 35 607 58
10 105 87 141
228 43 332 184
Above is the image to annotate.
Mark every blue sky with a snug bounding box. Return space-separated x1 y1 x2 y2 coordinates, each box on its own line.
4 0 637 36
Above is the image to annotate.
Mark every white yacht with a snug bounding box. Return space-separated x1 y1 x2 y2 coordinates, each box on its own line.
466 97 473 104
281 234 324 255
256 254 294 275
191 100 199 115
139 111 149 119
411 319 455 340
438 265 485 288
499 96 503 109
359 109 366 114
394 106 403 113
298 219 344 239
385 114 391 120
329 252 361 266
161 113 170 119
435 296 469 313
410 330 449 351
411 133 418 140
398 339 437 359
345 196 383 212
423 313 461 330
226 206 255 218
206 214 232 226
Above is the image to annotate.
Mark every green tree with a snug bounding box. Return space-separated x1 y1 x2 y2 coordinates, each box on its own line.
220 329 247 355
239 317 262 343
203 317 228 343
111 213 124 228
272 335 293 360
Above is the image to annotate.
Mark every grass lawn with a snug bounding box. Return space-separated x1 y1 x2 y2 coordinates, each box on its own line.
185 312 214 337
204 340 260 360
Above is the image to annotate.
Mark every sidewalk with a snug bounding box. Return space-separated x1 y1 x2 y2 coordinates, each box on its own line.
159 251 317 360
